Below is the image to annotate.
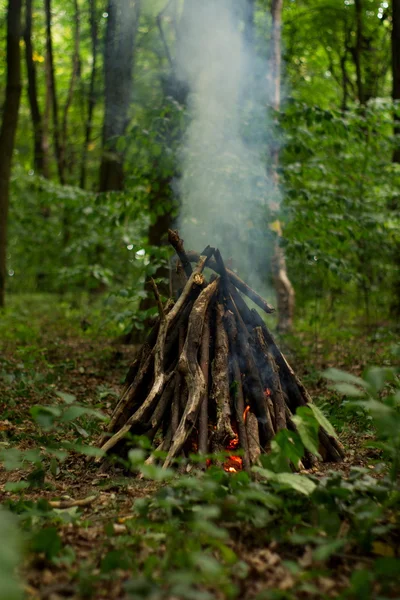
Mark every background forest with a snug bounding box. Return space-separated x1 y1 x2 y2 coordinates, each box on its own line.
1 0 400 599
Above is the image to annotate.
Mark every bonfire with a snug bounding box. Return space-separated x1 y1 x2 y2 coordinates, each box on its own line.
96 230 344 471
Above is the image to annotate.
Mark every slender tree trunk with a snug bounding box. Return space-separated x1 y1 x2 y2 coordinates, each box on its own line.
270 0 295 333
354 0 365 105
80 0 99 189
0 0 22 308
60 0 80 179
393 0 400 163
24 0 49 177
99 0 140 192
391 0 400 314
45 0 64 183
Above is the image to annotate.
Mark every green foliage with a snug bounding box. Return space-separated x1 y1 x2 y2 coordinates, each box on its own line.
324 363 400 480
0 509 23 600
282 102 400 315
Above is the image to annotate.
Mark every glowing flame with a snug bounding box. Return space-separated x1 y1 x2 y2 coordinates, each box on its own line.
224 455 242 473
243 405 250 421
226 434 239 450
264 388 271 397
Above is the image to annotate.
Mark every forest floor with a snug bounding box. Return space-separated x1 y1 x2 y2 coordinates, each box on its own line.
0 295 399 600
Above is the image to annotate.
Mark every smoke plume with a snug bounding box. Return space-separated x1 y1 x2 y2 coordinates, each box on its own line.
175 0 279 288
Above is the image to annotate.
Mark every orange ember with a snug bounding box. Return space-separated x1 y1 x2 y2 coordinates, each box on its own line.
226 434 239 450
224 455 243 473
264 388 271 397
243 405 250 421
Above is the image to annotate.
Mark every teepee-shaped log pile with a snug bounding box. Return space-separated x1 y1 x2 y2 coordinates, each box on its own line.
97 231 344 471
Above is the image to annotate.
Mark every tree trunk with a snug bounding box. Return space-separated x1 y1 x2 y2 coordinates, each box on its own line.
80 0 99 189
270 0 295 333
60 0 80 180
99 0 140 192
393 0 400 163
354 0 365 105
24 0 49 177
391 0 400 315
0 0 22 308
45 0 64 183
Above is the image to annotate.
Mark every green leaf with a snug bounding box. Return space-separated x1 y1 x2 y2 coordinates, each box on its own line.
31 527 62 560
55 391 76 404
61 405 106 422
252 467 316 495
332 382 366 398
323 368 369 388
307 403 337 438
272 429 305 467
0 509 23 599
30 405 62 429
313 539 345 561
4 482 29 492
139 463 175 481
61 442 105 458
273 472 317 495
292 407 321 458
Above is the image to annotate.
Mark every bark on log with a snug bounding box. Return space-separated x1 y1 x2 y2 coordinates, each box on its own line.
246 412 261 465
224 310 251 472
228 293 275 447
98 257 209 458
211 303 235 452
253 327 286 432
163 278 220 468
199 307 211 455
168 229 193 278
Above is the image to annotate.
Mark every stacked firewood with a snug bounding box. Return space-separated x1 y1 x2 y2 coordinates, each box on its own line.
96 231 344 470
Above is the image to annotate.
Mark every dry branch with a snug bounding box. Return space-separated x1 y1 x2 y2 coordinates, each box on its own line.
163 278 220 468
199 307 211 455
211 303 235 452
186 249 275 314
97 256 209 459
98 234 344 471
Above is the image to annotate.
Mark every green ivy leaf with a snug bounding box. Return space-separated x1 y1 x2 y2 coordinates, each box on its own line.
307 403 337 439
292 406 321 458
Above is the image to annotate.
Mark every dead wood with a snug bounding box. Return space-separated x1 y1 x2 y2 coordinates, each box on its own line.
98 234 343 472
163 278 220 468
224 310 251 471
253 327 286 432
168 229 193 278
211 303 235 452
199 307 211 455
228 292 275 447
186 249 275 314
246 411 261 465
97 256 209 459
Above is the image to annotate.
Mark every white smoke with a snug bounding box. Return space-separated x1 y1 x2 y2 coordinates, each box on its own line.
175 0 279 288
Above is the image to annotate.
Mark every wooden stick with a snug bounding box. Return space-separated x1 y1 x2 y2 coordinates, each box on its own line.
146 375 176 441
186 249 275 314
246 411 261 465
163 278 220 468
48 495 97 509
245 305 344 462
168 229 193 278
228 293 275 447
97 257 209 459
199 307 211 455
253 327 286 432
224 310 251 472
211 303 235 452
150 278 165 318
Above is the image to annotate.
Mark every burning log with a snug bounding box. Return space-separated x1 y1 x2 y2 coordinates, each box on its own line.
96 233 344 471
